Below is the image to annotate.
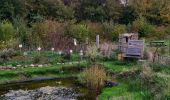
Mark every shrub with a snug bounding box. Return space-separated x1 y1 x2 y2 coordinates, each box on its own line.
139 23 155 38
0 48 17 61
33 55 49 64
79 65 108 92
132 17 155 38
110 24 126 40
0 21 15 42
102 22 114 40
65 24 90 42
0 21 17 49
86 44 102 63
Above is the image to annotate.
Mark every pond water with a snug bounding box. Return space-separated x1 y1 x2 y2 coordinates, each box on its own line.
0 77 97 100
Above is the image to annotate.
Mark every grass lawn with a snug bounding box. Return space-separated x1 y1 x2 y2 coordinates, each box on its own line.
101 60 138 73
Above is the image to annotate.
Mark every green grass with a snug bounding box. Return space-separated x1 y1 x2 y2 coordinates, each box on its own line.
99 83 143 100
101 61 138 73
98 60 154 100
99 78 153 100
0 62 87 84
0 51 82 66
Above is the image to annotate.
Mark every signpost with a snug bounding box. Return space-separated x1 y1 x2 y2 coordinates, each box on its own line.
19 44 22 53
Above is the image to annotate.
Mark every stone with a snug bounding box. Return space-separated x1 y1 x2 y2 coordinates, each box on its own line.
2 86 80 100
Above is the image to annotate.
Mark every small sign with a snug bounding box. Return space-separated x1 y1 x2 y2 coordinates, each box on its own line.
37 47 41 51
19 44 22 48
80 50 83 56
70 50 73 54
51 48 55 51
74 39 77 46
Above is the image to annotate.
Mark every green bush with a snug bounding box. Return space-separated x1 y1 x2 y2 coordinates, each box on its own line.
0 21 17 49
110 24 126 40
132 18 155 38
0 21 15 42
33 55 49 64
65 24 90 42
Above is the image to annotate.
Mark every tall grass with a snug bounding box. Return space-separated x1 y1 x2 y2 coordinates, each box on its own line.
80 65 108 92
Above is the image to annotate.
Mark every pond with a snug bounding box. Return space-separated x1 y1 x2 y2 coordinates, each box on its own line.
0 77 97 100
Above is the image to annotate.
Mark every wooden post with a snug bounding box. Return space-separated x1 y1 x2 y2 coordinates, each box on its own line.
96 35 99 48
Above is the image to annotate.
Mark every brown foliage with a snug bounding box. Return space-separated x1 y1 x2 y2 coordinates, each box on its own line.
80 65 108 92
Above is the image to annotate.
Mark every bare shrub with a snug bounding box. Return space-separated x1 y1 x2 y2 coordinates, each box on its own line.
85 44 101 63
79 65 108 92
0 48 17 61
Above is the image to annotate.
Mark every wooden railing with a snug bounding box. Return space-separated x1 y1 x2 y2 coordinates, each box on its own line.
154 55 170 65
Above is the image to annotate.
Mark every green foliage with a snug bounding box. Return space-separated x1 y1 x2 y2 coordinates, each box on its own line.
111 24 126 40
0 21 15 42
0 21 18 49
0 0 27 21
132 18 155 37
76 0 106 21
129 0 170 25
120 6 137 24
65 24 90 42
138 23 155 38
13 18 32 48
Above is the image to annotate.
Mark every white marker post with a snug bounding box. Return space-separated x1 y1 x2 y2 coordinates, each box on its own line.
19 44 22 53
80 50 83 61
51 48 54 55
74 39 77 46
70 49 73 54
58 51 62 55
96 35 100 48
37 47 41 55
74 39 77 52
70 49 73 62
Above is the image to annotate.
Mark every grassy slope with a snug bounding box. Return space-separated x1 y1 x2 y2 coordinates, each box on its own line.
99 61 146 100
99 61 170 100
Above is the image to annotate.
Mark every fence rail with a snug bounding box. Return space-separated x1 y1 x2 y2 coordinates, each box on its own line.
155 55 170 65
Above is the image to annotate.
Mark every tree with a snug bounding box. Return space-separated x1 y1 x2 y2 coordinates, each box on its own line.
129 0 170 25
119 6 137 24
75 0 107 22
25 0 74 24
0 0 27 21
105 0 122 22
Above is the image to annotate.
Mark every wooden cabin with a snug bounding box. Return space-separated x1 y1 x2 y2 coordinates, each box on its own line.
118 33 145 59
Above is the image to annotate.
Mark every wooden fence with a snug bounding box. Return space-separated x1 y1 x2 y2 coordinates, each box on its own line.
154 55 170 65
